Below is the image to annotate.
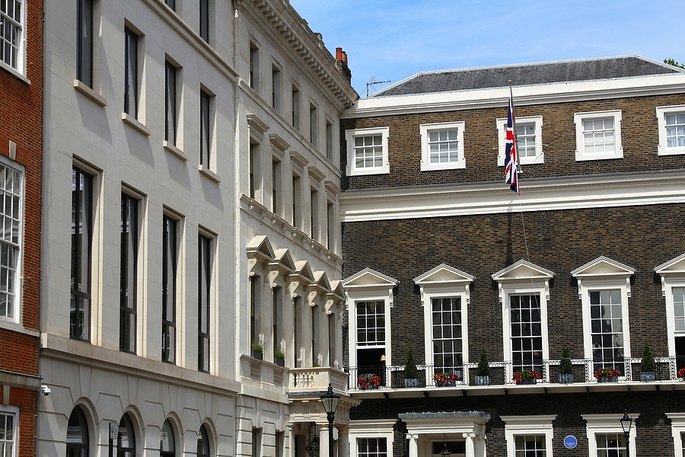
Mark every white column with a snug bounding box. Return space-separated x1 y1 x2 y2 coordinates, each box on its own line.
338 426 349 457
462 432 475 457
319 424 330 457
408 434 418 457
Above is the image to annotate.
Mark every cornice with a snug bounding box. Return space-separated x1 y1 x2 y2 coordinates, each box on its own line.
245 0 357 108
339 169 685 222
343 74 685 119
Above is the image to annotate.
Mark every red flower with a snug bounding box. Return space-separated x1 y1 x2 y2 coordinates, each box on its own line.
678 367 685 378
357 374 381 389
593 367 621 379
432 371 461 386
512 370 542 384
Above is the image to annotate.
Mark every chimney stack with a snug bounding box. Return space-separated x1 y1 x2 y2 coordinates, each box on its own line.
335 47 352 83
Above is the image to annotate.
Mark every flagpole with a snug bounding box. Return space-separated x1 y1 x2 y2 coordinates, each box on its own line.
508 81 522 175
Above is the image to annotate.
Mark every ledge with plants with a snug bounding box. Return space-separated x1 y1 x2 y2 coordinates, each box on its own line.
433 371 461 387
513 369 541 384
594 367 621 382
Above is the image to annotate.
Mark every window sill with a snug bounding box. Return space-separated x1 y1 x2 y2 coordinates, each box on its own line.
658 147 685 156
420 160 466 172
122 113 151 136
199 165 220 183
348 167 390 177
73 79 107 106
0 61 30 84
575 150 623 161
163 141 187 161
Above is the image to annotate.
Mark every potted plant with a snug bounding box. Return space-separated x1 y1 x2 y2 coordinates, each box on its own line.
640 343 656 382
678 367 685 381
404 350 419 387
513 369 541 385
357 374 381 390
594 367 621 383
251 342 264 360
475 349 490 386
274 350 285 367
433 371 460 387
559 347 574 384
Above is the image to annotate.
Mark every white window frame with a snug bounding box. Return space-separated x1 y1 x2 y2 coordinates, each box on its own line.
349 421 395 457
0 405 18 456
0 0 26 76
419 121 465 171
656 105 685 156
574 110 623 161
666 413 685 457
502 415 556 457
345 127 390 176
0 158 23 325
497 116 544 166
572 257 635 379
343 268 398 382
415 264 473 385
492 260 554 382
582 413 636 457
655 253 685 359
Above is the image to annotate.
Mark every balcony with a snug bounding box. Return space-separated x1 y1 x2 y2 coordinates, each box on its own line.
347 356 685 392
287 366 348 393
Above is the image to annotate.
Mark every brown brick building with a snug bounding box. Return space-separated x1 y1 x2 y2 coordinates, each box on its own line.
340 57 685 457
0 0 43 455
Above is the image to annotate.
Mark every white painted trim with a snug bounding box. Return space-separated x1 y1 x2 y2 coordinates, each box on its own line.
656 105 685 156
574 110 623 161
419 122 466 171
339 170 685 222
501 415 556 457
582 413 638 457
346 293 394 369
348 429 395 457
343 74 685 119
345 127 390 176
666 412 685 456
496 116 544 166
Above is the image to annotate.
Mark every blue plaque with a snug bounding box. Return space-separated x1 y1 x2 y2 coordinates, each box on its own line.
564 435 577 449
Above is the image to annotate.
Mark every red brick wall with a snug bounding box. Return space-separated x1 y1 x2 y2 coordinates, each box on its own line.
0 0 43 455
341 93 685 190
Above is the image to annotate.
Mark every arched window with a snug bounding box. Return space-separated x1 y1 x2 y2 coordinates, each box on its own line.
197 424 211 457
160 419 176 457
117 414 136 457
66 406 89 457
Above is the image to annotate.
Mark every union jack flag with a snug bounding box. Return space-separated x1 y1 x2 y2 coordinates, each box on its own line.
504 96 519 193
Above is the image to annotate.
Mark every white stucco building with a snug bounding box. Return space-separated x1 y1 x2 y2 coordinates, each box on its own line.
39 0 356 456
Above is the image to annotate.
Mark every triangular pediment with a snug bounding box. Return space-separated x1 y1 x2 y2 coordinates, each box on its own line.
246 235 275 259
492 259 554 282
571 256 635 278
293 260 314 282
272 248 296 271
414 263 475 286
328 280 344 299
343 267 399 289
311 271 331 291
655 252 685 276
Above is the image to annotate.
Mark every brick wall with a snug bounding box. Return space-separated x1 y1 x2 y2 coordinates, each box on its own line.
342 204 685 364
357 391 683 457
341 93 685 191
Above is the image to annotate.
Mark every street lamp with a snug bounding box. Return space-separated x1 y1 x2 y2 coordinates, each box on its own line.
620 410 633 457
320 383 340 457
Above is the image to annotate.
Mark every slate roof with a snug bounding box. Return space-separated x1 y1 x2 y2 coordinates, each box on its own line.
373 56 682 97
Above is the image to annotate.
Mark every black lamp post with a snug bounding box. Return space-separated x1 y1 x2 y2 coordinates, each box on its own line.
320 384 340 457
620 410 633 457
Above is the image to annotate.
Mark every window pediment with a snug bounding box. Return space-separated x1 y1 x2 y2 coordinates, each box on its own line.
288 260 314 298
325 280 345 314
571 256 635 299
655 252 685 297
246 235 275 276
268 248 295 288
414 263 474 304
492 260 554 304
571 255 635 278
343 268 399 308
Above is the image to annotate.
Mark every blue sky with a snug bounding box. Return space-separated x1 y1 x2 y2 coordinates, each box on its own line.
290 0 683 97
